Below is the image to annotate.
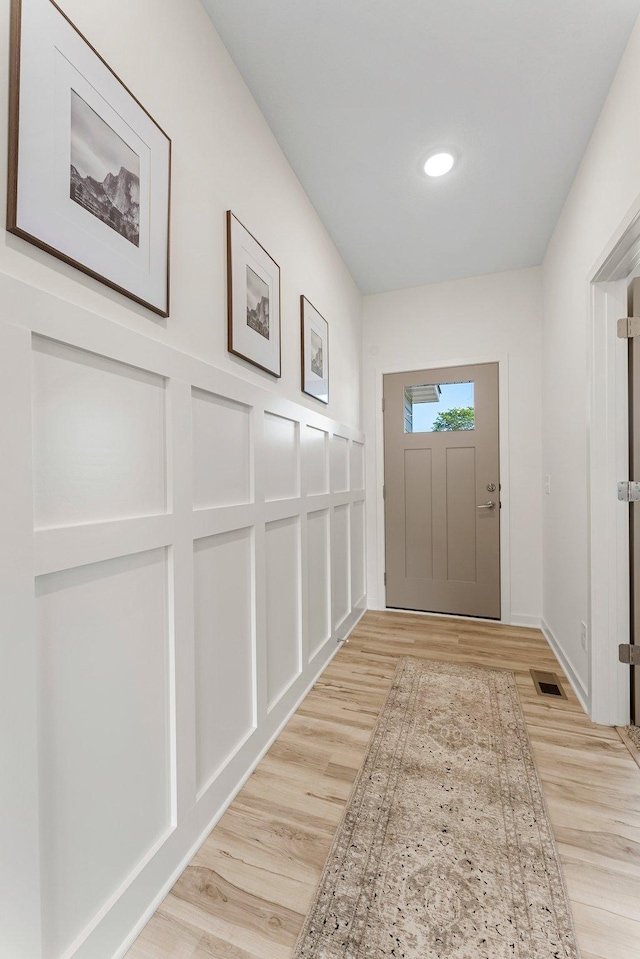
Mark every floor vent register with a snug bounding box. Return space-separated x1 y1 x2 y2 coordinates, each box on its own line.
530 669 567 699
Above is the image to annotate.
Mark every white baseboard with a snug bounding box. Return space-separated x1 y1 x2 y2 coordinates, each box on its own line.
365 604 543 630
541 619 590 715
509 614 542 629
113 606 366 959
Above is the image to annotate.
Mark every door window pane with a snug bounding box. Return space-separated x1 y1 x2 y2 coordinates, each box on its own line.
404 381 475 433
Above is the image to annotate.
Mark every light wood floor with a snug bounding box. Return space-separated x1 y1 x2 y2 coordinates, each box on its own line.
125 611 640 959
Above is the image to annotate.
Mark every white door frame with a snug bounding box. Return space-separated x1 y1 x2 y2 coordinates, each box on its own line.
589 203 640 725
373 353 512 625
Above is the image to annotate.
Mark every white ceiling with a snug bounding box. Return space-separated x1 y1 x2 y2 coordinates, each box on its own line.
201 0 640 294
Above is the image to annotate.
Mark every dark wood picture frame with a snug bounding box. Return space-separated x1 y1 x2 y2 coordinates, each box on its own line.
7 0 172 317
227 210 281 377
300 295 329 404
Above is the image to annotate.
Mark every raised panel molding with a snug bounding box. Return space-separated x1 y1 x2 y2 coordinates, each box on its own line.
194 528 256 795
263 411 299 501
192 389 252 509
350 440 365 491
0 275 365 959
265 516 302 708
351 500 366 606
404 449 433 579
303 424 329 496
331 433 349 493
36 548 172 959
332 503 351 628
307 509 331 660
33 336 166 529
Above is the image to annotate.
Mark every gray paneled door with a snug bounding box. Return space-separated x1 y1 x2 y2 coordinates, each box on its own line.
383 363 500 618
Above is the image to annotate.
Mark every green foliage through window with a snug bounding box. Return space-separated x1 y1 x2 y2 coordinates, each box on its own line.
431 406 475 431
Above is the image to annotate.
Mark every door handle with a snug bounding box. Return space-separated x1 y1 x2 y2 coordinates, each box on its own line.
477 501 496 510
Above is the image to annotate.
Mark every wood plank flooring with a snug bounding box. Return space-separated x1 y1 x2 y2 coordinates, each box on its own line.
125 611 640 959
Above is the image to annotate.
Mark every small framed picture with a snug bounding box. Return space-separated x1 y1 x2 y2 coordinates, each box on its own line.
301 296 329 404
7 0 171 316
227 211 281 377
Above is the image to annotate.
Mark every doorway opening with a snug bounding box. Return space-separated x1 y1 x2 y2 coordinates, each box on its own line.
588 212 640 725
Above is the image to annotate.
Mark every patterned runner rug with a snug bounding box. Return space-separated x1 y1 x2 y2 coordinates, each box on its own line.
619 724 640 770
292 657 580 959
624 724 640 750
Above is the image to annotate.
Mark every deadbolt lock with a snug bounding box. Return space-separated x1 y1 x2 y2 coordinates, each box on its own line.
486 483 497 492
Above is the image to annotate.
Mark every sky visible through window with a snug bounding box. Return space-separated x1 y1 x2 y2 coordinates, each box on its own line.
412 381 474 432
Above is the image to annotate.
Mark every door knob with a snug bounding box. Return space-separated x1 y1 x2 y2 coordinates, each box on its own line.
477 501 495 510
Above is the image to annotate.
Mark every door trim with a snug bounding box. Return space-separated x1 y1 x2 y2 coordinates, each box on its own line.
588 201 640 726
372 353 512 624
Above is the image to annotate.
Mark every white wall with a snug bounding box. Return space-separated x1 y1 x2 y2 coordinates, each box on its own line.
0 1 364 957
363 266 543 626
0 0 362 428
542 14 640 715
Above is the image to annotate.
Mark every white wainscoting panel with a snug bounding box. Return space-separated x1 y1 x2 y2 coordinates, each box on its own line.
193 528 256 795
32 336 166 530
303 424 329 496
330 433 349 493
192 389 252 509
332 503 351 628
0 273 365 959
265 516 302 708
307 509 331 661
351 500 366 606
350 440 365 491
263 411 299 502
36 548 171 959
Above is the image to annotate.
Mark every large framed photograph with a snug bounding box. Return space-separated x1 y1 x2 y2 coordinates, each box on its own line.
7 0 171 316
301 296 329 404
227 211 281 377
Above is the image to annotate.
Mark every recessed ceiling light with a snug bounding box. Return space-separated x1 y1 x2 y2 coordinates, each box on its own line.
423 152 455 177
